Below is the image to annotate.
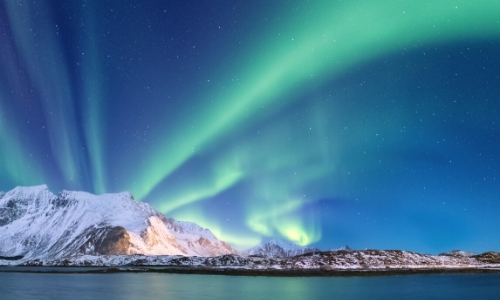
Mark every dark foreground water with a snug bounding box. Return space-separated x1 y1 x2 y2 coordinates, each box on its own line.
1 271 500 300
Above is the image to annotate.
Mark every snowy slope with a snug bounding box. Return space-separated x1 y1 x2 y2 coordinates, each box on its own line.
246 239 320 258
165 219 236 257
0 185 237 259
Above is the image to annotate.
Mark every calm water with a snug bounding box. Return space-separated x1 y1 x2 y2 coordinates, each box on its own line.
1 272 500 300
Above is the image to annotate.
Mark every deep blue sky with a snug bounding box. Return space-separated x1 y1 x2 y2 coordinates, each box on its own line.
1 0 499 253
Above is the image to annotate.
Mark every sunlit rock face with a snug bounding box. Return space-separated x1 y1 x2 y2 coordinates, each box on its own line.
77 226 130 256
0 185 238 259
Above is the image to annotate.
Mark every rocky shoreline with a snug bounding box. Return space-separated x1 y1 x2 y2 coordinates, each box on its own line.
2 250 500 277
1 265 500 277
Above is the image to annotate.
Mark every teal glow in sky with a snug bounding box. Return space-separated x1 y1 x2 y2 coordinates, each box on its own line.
1 0 500 252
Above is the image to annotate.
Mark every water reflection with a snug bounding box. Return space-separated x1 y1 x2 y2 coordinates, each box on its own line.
1 273 500 300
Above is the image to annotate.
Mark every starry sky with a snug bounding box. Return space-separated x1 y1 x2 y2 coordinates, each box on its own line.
1 0 500 253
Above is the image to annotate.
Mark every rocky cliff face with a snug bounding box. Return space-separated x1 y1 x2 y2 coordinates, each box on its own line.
78 226 130 256
475 252 500 264
0 185 238 259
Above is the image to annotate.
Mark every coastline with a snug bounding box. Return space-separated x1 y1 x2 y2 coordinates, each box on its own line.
1 265 500 277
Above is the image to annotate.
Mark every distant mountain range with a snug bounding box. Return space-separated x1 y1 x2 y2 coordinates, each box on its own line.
11 249 500 271
246 239 320 258
1 185 499 273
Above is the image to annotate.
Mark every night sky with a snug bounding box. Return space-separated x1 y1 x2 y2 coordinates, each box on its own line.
1 0 500 253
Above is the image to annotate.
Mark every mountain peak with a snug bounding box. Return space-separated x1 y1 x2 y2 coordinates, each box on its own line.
1 185 54 209
330 245 353 252
6 184 51 196
246 239 320 258
267 239 305 249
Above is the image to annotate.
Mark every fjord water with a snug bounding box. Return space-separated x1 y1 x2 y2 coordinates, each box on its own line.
1 273 500 299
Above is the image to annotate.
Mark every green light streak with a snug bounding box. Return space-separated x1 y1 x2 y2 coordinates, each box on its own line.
247 199 321 246
127 0 500 201
247 199 305 236
157 168 244 214
82 75 106 194
81 8 106 194
150 111 334 245
155 113 334 213
276 219 321 247
5 1 83 186
0 100 43 185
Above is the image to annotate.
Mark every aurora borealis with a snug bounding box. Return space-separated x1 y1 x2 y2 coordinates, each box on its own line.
1 0 500 253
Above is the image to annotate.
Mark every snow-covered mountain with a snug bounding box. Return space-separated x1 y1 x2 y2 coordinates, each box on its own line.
0 185 237 259
330 245 353 252
246 239 320 258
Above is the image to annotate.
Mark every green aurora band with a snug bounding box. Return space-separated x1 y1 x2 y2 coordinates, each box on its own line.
82 57 107 195
3 1 107 193
1 0 499 248
158 115 332 245
81 6 107 195
124 1 500 246
5 1 83 187
0 99 43 186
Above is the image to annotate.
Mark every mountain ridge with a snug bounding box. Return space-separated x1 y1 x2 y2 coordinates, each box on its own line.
9 249 500 270
2 185 496 267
